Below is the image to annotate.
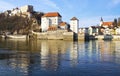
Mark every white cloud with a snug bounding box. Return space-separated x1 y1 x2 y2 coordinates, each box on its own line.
0 1 15 11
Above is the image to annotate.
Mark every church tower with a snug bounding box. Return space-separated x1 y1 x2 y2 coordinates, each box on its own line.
100 17 103 26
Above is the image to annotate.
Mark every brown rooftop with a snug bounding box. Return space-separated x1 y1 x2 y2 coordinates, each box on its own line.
43 12 62 17
102 22 113 26
70 17 78 20
59 22 67 26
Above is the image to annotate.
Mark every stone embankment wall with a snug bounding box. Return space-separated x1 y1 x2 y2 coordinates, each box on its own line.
47 30 64 40
78 33 85 41
36 32 47 39
30 30 75 40
63 32 73 40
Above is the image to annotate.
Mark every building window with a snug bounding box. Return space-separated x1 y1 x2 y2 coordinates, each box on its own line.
55 19 56 23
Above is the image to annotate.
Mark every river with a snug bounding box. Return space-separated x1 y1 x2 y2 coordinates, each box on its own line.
0 39 120 76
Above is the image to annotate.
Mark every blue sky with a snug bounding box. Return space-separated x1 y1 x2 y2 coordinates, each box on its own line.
0 0 120 27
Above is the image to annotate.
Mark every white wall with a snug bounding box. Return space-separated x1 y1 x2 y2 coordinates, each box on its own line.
41 16 62 32
20 5 33 13
88 27 92 35
41 17 49 32
70 20 79 34
47 17 61 26
116 28 120 35
60 26 66 30
100 21 103 26
79 28 85 34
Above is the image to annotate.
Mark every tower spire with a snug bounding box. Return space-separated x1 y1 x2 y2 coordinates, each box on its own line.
100 17 103 26
101 17 103 22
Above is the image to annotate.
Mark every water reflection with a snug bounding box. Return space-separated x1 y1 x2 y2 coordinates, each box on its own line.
0 39 120 76
69 42 78 67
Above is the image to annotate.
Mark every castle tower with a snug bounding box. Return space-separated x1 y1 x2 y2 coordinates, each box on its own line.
70 17 79 40
70 17 79 34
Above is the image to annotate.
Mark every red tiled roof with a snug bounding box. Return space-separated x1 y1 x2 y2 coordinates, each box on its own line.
43 12 62 17
102 22 113 26
59 22 67 26
48 26 57 31
70 17 78 20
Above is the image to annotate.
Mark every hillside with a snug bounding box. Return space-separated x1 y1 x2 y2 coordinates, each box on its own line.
0 12 44 35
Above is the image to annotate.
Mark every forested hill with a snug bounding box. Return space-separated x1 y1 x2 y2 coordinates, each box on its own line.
0 12 44 35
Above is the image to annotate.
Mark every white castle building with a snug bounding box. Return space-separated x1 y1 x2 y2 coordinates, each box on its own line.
5 5 33 17
41 12 62 32
70 17 79 34
20 5 33 13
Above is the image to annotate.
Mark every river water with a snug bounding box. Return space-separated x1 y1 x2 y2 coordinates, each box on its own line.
0 39 120 76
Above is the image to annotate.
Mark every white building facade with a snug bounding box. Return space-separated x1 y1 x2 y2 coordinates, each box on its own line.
20 5 33 13
41 17 49 32
41 12 62 32
70 17 79 34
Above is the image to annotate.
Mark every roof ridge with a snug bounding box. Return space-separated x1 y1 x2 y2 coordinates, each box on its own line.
43 12 61 17
70 17 78 20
